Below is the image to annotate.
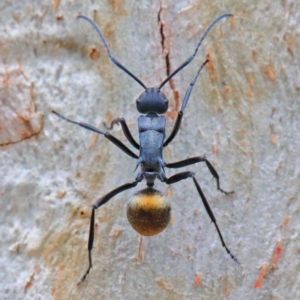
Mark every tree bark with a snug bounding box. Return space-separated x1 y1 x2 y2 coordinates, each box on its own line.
0 1 299 299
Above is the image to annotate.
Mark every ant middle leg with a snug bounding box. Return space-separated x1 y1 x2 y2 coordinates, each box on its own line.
52 111 138 159
164 171 239 264
165 156 234 195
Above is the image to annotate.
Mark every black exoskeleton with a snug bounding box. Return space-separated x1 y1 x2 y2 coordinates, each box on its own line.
52 13 239 284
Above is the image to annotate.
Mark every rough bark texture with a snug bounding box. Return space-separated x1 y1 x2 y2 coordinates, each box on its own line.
1 0 299 299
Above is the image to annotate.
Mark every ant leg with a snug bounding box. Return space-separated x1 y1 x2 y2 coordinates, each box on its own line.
163 111 183 147
163 59 209 147
165 156 234 195
103 117 140 150
204 159 234 195
165 156 206 168
164 171 239 264
78 178 141 285
52 111 138 159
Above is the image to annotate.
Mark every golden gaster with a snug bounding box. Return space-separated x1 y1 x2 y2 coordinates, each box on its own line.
127 188 171 236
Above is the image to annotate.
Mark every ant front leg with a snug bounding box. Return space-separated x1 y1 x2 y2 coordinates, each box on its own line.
163 59 209 147
103 117 140 150
164 171 239 264
162 14 232 147
52 111 138 159
78 178 141 285
165 156 234 195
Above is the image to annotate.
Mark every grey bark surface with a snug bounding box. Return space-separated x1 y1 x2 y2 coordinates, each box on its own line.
0 1 299 299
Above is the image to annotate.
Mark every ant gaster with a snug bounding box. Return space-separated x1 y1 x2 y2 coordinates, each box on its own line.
52 13 239 284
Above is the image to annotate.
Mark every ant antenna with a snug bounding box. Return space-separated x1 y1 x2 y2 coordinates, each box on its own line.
181 58 209 111
77 15 147 89
159 13 233 89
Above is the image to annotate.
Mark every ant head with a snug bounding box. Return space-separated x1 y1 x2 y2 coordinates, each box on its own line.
136 88 169 114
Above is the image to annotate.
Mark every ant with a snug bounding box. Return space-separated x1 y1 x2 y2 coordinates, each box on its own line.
52 13 239 284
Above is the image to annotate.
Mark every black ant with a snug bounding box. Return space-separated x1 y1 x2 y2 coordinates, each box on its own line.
52 13 239 284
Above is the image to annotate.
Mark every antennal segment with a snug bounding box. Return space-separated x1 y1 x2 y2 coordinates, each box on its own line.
159 13 232 89
77 15 147 89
